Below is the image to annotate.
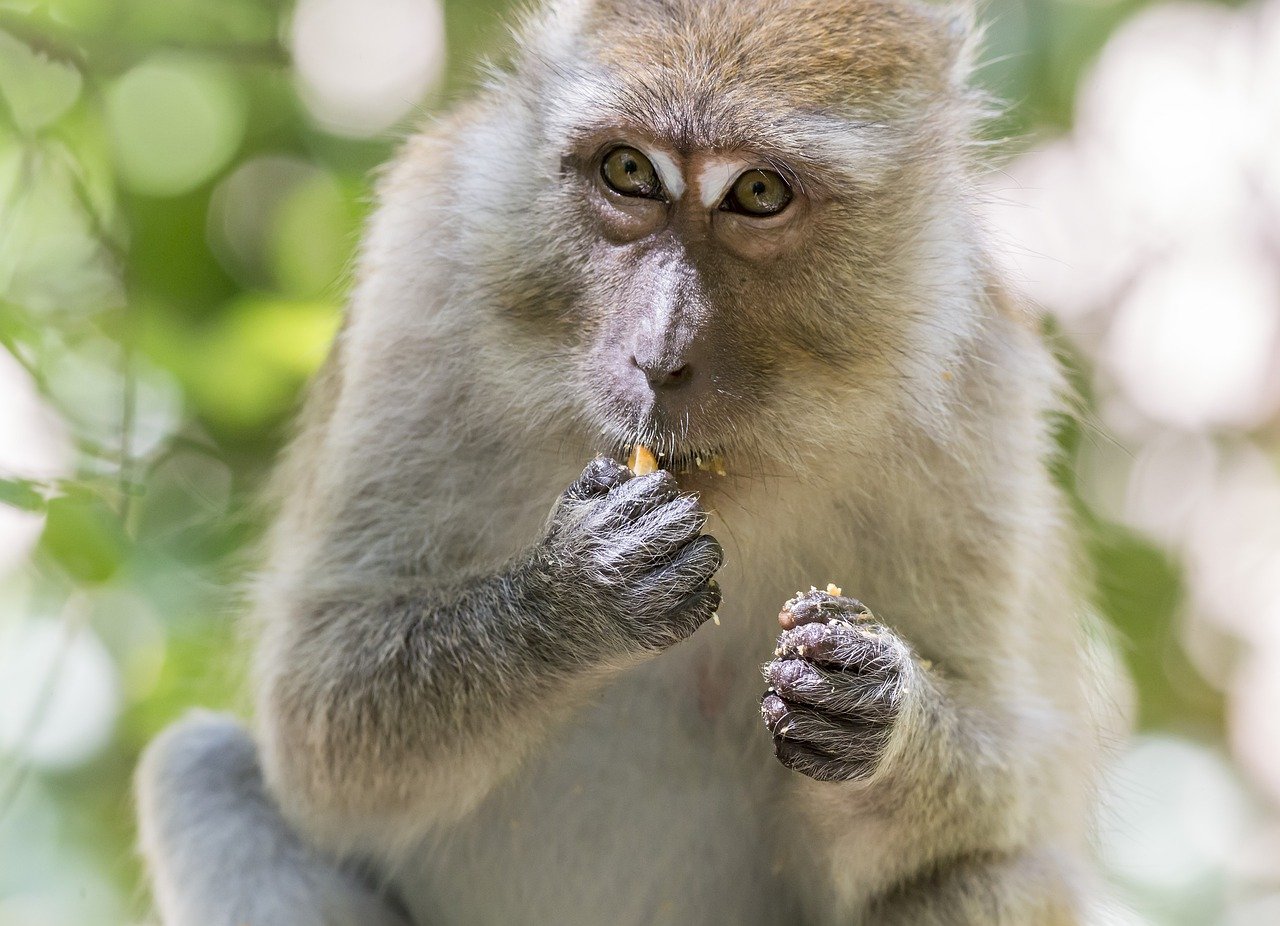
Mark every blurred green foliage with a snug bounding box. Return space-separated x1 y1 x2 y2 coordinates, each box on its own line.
0 0 1248 922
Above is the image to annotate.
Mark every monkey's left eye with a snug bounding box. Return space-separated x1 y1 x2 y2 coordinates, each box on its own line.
601 146 663 199
722 169 792 217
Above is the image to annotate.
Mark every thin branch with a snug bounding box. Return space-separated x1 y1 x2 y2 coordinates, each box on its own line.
0 9 291 78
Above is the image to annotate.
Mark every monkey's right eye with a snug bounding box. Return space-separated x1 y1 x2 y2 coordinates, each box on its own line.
601 146 662 199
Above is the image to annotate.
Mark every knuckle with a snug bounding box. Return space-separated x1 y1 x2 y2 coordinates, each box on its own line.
781 589 872 628
628 471 677 503
684 537 722 573
568 458 629 499
773 739 819 775
569 499 613 536
605 477 650 508
768 658 820 695
662 493 703 524
648 470 678 493
584 456 627 483
777 622 834 656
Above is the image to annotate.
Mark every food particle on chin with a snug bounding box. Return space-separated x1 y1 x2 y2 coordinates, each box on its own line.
696 454 727 477
826 583 842 597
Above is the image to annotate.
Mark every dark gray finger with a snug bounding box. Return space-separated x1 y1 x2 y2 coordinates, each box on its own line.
779 590 872 630
761 694 887 768
602 495 707 567
774 622 904 672
565 457 632 501
764 657 901 719
587 470 681 529
771 737 863 783
630 535 721 607
626 577 721 650
666 533 723 582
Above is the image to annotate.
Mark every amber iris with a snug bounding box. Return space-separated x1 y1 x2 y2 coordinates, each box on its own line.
601 146 662 199
723 169 792 216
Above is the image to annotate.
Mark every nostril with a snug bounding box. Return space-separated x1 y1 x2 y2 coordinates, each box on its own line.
631 356 693 389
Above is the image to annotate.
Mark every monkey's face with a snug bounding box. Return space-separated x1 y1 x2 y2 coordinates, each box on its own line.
554 132 822 473
478 0 977 480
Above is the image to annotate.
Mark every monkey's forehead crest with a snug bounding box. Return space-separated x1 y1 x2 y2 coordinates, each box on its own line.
526 0 969 115
507 0 975 168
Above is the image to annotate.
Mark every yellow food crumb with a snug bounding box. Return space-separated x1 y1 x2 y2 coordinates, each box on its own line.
696 454 728 477
628 444 659 475
826 583 842 597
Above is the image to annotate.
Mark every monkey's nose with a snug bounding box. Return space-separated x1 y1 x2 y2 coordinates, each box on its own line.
632 355 692 390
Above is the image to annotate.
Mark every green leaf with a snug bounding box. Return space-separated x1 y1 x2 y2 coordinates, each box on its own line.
0 475 44 511
38 492 129 583
0 27 83 134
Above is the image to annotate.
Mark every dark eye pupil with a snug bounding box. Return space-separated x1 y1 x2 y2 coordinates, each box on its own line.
724 169 791 216
601 146 661 199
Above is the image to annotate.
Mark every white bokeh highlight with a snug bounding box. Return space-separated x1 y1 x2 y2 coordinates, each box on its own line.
1098 735 1253 893
986 0 1280 916
0 350 70 578
290 0 446 138
0 616 122 770
1104 245 1280 431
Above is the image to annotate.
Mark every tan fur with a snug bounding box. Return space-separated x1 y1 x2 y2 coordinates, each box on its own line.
587 0 962 104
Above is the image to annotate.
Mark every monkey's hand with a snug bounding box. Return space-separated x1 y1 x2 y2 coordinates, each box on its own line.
535 457 723 654
760 589 917 783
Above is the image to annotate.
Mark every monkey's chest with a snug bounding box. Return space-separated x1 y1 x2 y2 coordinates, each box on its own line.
397 640 799 926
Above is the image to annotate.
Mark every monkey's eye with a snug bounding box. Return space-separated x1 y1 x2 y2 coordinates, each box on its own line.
722 169 792 217
601 146 662 199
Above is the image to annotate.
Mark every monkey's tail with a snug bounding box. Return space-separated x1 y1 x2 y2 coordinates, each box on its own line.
136 711 412 926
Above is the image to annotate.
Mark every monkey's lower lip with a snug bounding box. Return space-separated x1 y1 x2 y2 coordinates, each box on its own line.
606 441 726 476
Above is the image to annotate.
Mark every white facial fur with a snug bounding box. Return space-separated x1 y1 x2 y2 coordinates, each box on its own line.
697 158 746 209
647 149 685 200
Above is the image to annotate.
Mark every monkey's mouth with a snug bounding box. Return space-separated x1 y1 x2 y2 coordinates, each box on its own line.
605 440 728 477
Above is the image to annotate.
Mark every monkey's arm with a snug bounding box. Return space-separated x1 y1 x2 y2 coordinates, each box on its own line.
860 850 1083 925
260 459 722 849
762 590 1090 923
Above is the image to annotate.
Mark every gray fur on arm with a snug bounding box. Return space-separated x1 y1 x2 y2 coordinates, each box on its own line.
257 458 722 850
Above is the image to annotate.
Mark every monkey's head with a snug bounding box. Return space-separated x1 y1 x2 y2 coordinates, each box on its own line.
395 0 987 485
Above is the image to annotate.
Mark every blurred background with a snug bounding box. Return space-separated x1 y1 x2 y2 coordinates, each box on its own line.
0 0 1278 922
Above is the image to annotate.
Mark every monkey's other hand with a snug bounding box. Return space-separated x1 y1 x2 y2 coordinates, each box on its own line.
535 457 723 653
760 589 915 783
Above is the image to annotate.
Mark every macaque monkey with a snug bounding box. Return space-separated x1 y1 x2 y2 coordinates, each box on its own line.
136 0 1121 923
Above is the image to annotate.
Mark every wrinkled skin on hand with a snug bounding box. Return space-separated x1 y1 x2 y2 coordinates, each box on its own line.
535 457 723 655
762 589 915 783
